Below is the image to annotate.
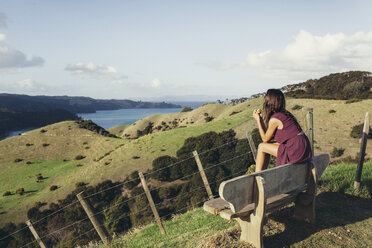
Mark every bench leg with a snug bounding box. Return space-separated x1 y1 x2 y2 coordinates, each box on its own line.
237 176 266 248
294 166 316 223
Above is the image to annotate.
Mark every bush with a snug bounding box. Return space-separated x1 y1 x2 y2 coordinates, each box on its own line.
50 185 58 191
16 188 25 195
150 155 178 181
350 124 372 139
76 182 87 188
181 106 193 112
132 156 140 159
229 111 241 116
137 122 154 137
76 164 83 167
26 161 32 165
292 104 303 110
328 109 336 113
14 158 23 163
331 147 345 158
35 173 43 180
40 129 47 133
75 155 86 160
25 143 34 146
205 116 214 122
3 191 11 196
345 99 362 104
42 143 49 147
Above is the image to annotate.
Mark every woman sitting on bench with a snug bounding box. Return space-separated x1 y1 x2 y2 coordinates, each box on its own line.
253 89 312 172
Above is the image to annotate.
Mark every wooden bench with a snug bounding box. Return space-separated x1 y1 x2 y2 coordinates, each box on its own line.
203 154 330 248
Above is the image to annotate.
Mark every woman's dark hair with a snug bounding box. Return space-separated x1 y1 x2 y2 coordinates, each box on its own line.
263 89 301 130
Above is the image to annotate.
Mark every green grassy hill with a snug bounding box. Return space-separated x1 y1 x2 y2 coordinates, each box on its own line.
91 161 372 248
1 97 371 226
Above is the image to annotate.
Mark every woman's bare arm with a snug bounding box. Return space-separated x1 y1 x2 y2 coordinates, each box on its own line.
253 109 281 142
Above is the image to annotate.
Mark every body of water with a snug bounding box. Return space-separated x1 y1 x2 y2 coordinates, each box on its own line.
2 101 206 139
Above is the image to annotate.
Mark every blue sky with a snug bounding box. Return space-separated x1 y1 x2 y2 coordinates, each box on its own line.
0 0 372 100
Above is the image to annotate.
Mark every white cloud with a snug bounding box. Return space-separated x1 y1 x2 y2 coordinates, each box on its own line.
0 34 45 69
242 30 372 81
65 62 127 84
0 78 51 94
15 78 34 89
151 78 161 88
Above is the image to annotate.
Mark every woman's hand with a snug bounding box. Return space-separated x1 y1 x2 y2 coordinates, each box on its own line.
253 109 262 122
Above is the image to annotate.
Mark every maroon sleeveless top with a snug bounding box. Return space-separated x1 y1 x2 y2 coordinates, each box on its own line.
271 112 312 166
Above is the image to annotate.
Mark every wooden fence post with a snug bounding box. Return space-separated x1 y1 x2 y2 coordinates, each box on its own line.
76 191 112 245
193 151 214 200
305 108 314 154
138 172 166 235
26 220 47 248
246 131 257 163
354 112 370 190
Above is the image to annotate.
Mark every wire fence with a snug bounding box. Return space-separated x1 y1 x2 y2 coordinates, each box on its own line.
0 137 245 244
3 139 251 247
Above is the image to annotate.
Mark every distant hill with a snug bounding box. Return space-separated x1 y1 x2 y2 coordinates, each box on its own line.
284 71 372 99
0 109 77 138
0 94 181 114
0 94 180 137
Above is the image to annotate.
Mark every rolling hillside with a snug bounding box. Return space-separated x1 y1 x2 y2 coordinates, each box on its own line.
1 96 371 226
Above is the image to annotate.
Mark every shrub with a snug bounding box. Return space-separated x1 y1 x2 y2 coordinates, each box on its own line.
75 182 87 188
25 143 34 146
26 161 32 165
42 143 49 147
16 188 25 195
292 104 303 110
331 147 345 158
33 201 46 208
150 155 178 181
205 116 214 122
76 164 83 167
75 119 118 138
345 99 362 104
137 122 154 137
105 162 110 165
50 185 58 191
181 106 193 112
85 146 90 149
229 111 241 116
350 123 372 139
3 191 11 196
36 173 43 180
328 109 336 113
204 113 209 116
75 155 86 160
132 156 140 159
40 129 47 133
14 158 23 163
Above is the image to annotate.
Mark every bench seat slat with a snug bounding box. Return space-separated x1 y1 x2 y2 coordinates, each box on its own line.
204 185 306 220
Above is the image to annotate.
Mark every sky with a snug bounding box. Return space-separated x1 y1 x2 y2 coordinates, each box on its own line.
0 0 372 101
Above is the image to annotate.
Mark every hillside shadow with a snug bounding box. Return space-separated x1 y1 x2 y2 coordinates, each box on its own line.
263 191 372 248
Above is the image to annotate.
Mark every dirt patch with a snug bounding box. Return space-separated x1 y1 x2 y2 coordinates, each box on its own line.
197 228 252 248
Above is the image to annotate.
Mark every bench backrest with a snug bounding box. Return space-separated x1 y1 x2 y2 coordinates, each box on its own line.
219 154 329 213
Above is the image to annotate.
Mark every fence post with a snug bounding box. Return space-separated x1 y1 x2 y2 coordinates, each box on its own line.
193 151 214 200
246 131 257 163
138 172 166 235
305 108 314 155
76 191 112 245
354 112 370 190
26 220 47 248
